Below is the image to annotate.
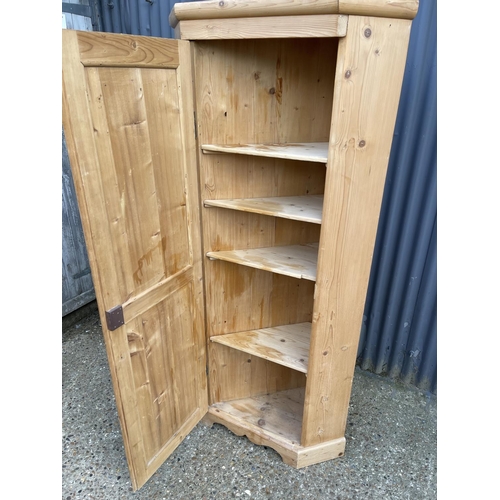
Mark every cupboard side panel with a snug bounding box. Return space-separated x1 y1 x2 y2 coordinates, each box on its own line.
302 16 412 446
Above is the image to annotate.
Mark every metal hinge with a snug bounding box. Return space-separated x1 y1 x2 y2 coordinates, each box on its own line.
105 305 124 331
193 111 198 140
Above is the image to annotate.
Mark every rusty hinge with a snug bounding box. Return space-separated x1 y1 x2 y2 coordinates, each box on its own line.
105 305 124 331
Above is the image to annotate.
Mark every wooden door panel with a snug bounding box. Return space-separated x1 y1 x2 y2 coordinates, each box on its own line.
62 30 207 490
128 283 203 461
83 65 192 298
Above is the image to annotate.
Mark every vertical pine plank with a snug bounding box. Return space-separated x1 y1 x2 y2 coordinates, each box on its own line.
142 67 191 277
302 16 412 446
97 67 165 291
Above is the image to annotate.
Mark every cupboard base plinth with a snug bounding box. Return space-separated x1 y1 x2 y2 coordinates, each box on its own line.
205 405 346 468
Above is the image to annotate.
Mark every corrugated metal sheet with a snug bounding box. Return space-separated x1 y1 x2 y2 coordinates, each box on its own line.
357 0 437 394
83 0 437 393
100 0 194 38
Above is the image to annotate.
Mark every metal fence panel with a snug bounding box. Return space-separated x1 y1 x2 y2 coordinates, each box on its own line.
357 0 437 393
100 0 193 38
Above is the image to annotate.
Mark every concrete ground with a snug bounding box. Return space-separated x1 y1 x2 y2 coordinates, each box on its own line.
62 306 437 499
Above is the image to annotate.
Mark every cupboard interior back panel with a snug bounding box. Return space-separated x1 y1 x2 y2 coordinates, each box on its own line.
195 38 337 403
193 38 338 144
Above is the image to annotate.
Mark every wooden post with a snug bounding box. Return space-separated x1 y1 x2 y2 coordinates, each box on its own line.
301 15 412 446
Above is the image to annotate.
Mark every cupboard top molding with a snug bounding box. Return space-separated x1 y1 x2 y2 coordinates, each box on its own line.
169 0 419 29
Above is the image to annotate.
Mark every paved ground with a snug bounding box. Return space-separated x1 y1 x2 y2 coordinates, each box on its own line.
62 307 437 499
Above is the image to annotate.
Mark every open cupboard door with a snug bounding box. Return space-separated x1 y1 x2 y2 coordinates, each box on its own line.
62 30 207 490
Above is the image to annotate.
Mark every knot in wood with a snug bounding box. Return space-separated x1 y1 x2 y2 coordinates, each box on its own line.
364 28 372 38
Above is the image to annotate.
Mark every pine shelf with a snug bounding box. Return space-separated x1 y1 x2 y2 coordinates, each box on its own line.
211 322 311 373
201 142 329 163
209 387 305 445
204 195 323 224
206 243 318 281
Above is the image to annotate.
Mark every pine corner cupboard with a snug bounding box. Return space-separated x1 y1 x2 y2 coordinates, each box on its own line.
62 0 419 491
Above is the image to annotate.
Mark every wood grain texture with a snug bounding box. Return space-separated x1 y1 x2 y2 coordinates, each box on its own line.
205 388 346 467
176 15 347 40
77 31 180 68
62 30 207 490
205 262 316 334
212 388 305 443
170 0 340 27
169 0 417 27
192 35 328 401
301 16 412 447
202 142 328 163
210 322 311 372
193 38 334 401
339 0 419 20
204 195 323 224
207 243 318 281
209 342 306 401
193 38 337 145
